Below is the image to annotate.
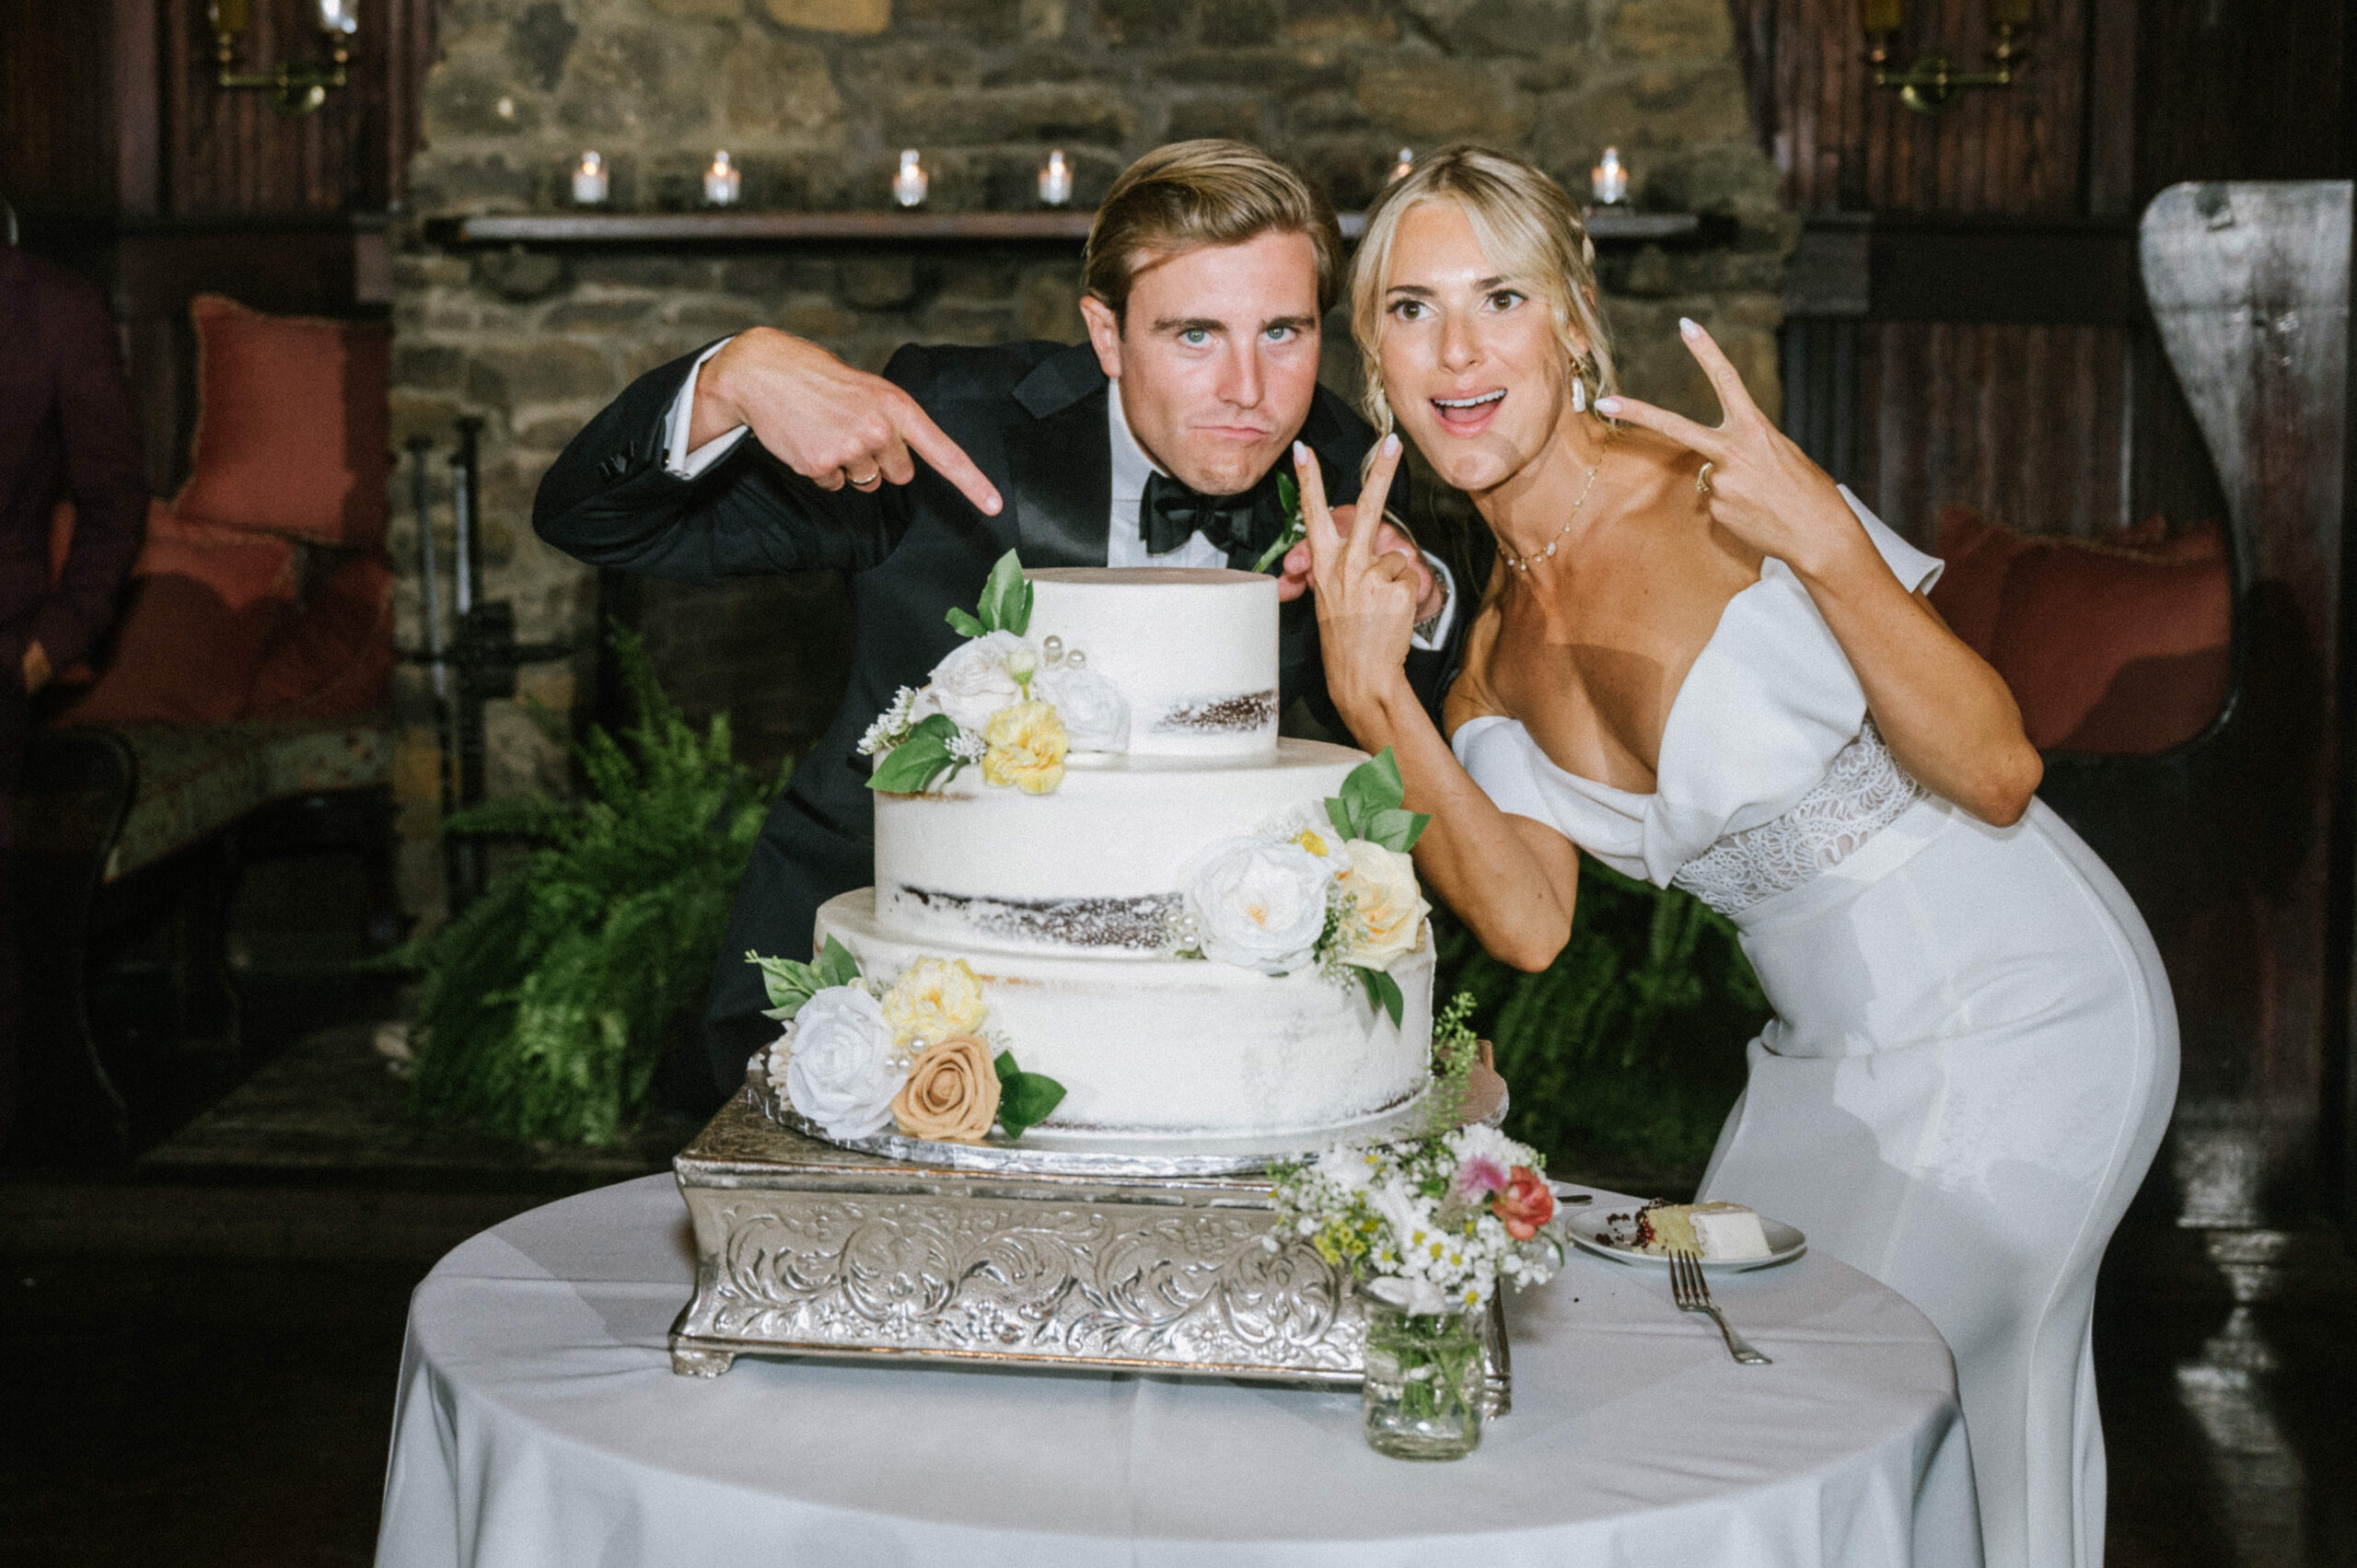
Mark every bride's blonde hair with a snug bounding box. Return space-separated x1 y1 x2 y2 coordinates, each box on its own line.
1350 145 1619 436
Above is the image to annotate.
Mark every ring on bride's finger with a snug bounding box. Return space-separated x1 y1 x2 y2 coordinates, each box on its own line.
1695 460 1716 495
852 471 880 486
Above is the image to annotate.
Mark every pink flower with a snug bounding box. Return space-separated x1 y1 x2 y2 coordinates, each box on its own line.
1492 1167 1556 1242
1453 1156 1509 1201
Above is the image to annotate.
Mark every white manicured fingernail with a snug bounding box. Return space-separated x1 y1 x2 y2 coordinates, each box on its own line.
1294 440 1310 463
1596 396 1621 414
1382 433 1401 457
1679 317 1701 339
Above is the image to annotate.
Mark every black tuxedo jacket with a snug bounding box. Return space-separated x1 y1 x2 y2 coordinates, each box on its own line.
536 339 1452 1100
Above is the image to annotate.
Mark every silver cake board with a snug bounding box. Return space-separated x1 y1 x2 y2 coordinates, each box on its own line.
668 1084 1513 1411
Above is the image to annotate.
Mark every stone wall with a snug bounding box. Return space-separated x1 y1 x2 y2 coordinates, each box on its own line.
392 0 1789 915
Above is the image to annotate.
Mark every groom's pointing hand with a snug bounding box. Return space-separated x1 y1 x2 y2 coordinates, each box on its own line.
693 328 1004 516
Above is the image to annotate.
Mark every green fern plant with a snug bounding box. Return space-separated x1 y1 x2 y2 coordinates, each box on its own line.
394 627 785 1145
1433 857 1771 1194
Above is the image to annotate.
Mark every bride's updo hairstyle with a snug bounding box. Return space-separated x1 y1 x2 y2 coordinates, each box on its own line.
1349 145 1620 436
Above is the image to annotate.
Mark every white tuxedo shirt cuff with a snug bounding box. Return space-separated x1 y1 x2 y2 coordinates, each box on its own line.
664 338 749 478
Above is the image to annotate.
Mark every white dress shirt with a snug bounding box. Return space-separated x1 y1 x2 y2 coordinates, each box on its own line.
661 341 1454 647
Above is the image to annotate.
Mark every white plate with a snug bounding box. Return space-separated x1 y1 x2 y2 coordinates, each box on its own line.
1564 1203 1806 1272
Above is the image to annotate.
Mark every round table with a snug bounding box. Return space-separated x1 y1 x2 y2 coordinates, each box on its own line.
374 1174 1981 1567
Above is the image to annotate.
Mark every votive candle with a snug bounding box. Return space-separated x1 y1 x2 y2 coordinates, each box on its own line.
1388 147 1414 183
1038 149 1073 207
893 149 929 208
1590 146 1629 205
571 151 608 205
703 150 739 206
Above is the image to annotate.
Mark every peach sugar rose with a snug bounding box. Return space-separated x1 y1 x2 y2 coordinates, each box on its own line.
891 1033 1003 1143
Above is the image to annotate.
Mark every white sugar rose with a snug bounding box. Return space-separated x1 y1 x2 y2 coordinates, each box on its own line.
1331 839 1430 969
1182 837 1330 975
1035 665 1130 752
918 631 1030 732
780 984 900 1141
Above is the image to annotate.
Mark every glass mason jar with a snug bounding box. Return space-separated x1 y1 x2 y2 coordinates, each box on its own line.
1360 1296 1486 1459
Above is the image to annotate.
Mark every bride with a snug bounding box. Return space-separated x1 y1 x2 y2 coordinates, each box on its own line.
1295 145 2177 1568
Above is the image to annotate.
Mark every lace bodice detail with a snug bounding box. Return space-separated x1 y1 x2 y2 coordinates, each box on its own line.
1670 720 1926 916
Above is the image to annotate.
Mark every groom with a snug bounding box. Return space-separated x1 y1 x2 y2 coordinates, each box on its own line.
536 140 1458 1103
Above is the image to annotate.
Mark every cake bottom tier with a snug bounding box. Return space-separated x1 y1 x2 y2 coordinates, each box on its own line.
814 889 1433 1139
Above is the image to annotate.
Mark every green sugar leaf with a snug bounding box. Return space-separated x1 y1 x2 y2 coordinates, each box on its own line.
815 935 862 990
976 549 1032 635
747 949 820 1018
1325 794 1359 843
866 713 964 795
1358 965 1405 1028
944 607 985 638
1365 807 1432 854
993 1050 1067 1141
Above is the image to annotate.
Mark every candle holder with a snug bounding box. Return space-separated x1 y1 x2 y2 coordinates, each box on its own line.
571 151 609 207
893 150 930 209
703 151 740 207
209 0 355 116
1038 149 1074 208
1589 146 1628 206
1865 2 2031 116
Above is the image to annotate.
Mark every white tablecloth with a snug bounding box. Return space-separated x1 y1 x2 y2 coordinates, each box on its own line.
376 1174 1981 1568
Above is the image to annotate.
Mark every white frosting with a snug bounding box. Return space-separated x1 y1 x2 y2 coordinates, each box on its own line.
817 890 1433 1137
875 739 1364 957
1026 567 1278 758
1691 1206 1772 1261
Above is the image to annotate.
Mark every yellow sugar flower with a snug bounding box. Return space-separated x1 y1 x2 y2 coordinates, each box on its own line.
1294 829 1329 856
879 956 987 1048
981 700 1067 796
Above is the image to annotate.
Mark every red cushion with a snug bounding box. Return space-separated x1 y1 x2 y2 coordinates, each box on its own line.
1931 507 2231 755
59 510 296 726
171 294 391 550
1929 505 2035 658
244 552 396 720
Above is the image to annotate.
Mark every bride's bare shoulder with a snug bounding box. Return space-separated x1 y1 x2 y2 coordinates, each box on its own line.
1606 420 1708 494
1443 594 1508 738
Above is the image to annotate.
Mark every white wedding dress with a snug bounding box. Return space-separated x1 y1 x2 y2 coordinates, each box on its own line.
1453 493 2177 1568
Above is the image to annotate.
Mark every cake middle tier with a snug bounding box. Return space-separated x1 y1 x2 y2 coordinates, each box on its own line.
874 738 1367 957
815 889 1434 1139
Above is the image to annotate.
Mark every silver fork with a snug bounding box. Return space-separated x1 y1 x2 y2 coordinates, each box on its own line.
1669 1249 1771 1365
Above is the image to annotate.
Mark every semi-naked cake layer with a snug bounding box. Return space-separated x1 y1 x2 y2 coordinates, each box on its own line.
875 738 1364 956
816 890 1434 1137
1027 566 1277 758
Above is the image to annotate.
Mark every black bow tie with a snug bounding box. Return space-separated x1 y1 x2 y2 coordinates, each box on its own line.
1139 470 1271 559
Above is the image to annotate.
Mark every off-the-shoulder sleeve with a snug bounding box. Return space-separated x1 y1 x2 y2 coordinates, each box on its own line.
1450 714 1556 825
1838 485 1943 595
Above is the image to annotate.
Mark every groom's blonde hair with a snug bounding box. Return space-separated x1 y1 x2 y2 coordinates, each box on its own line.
1350 145 1619 435
1086 140 1344 322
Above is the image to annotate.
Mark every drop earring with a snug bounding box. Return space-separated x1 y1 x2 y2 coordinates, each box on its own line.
1571 375 1586 413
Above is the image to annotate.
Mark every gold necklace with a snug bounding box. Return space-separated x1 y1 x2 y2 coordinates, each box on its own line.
1495 425 1615 575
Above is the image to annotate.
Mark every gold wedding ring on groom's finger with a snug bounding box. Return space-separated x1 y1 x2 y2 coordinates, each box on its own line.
1696 460 1716 496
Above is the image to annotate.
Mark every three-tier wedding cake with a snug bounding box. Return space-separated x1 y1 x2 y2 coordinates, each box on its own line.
758 559 1435 1146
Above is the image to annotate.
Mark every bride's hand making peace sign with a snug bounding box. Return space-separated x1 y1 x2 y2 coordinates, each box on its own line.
1598 318 1860 580
1295 432 1418 727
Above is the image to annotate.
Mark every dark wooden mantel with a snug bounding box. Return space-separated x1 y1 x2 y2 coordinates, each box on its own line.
435 210 1708 248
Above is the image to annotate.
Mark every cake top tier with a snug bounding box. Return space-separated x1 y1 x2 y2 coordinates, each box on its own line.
1026 566 1277 759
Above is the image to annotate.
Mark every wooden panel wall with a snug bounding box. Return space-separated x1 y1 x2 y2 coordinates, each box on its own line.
158 0 425 215
1854 319 2129 540
1752 0 2093 215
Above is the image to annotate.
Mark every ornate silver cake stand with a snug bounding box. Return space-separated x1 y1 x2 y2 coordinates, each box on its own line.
668 1065 1514 1409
